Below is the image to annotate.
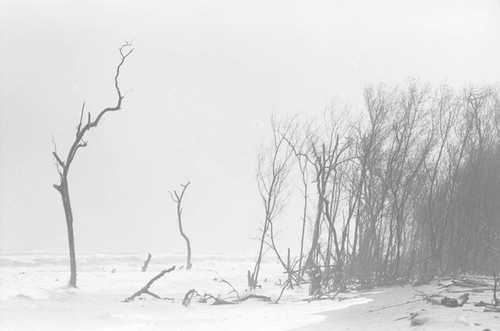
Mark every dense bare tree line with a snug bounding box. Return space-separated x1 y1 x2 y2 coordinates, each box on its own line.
253 81 500 294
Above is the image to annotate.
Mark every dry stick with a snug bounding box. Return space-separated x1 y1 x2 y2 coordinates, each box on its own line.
203 293 237 305
141 253 152 272
306 290 342 303
124 266 175 302
215 273 240 302
366 298 422 313
182 272 271 306
275 279 290 304
239 294 271 302
213 274 270 304
276 255 298 304
182 289 197 307
202 293 271 305
275 253 304 304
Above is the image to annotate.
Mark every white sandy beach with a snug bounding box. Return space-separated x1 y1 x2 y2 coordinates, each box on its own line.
0 251 370 330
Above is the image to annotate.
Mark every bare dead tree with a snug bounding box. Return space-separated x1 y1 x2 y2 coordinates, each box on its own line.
419 85 456 273
280 119 312 273
142 253 152 272
347 85 395 284
251 116 295 289
351 85 391 262
170 181 193 270
303 110 351 270
375 82 433 277
52 42 133 288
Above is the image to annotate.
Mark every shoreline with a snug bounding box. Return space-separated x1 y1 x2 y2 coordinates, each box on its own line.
292 285 500 330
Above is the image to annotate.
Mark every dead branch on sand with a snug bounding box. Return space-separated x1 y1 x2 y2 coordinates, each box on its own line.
182 289 198 307
215 273 241 302
366 299 423 313
124 266 175 302
182 276 271 307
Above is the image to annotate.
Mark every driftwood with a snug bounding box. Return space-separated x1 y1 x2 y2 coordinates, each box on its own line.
201 293 271 305
410 314 430 327
182 288 198 307
367 299 423 313
216 274 240 302
419 290 469 308
452 278 489 288
182 275 271 307
203 293 237 305
447 288 485 293
141 253 152 272
124 266 175 302
240 294 271 302
211 276 270 304
475 300 488 307
177 272 273 308
440 293 469 307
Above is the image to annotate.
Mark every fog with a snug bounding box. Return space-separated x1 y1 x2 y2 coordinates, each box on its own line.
1 0 499 254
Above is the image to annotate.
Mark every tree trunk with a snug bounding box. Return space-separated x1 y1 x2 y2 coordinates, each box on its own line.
59 180 77 287
178 213 192 270
304 184 325 269
183 232 192 270
251 220 269 287
298 185 307 273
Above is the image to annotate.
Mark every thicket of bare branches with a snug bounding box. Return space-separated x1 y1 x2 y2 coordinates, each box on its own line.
252 81 500 296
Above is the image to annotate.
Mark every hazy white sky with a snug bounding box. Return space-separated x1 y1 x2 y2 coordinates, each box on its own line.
1 0 499 255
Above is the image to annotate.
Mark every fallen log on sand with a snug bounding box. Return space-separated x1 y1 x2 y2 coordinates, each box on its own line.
124 266 176 302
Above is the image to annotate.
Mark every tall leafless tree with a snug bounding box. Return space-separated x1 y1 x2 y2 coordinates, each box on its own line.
280 120 312 273
170 181 193 270
52 42 133 288
250 117 295 288
303 110 351 270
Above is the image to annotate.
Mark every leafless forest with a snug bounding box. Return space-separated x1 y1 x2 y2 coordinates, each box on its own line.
49 44 499 305
251 82 500 299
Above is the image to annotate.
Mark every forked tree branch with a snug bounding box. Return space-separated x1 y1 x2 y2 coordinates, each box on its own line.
124 266 176 302
52 42 134 183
